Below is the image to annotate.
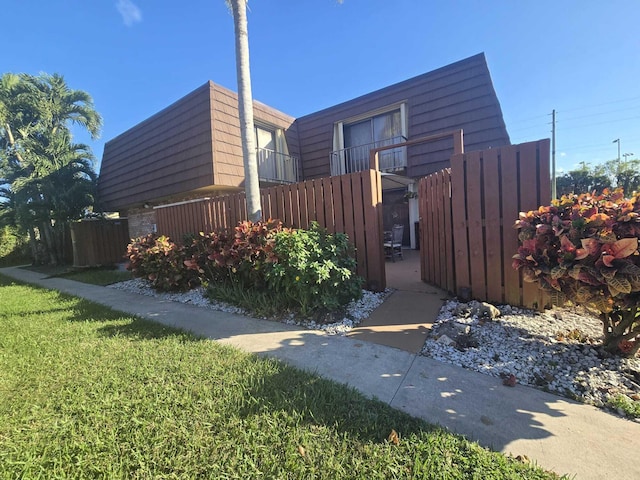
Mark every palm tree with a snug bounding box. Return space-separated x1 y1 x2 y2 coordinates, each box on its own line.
228 0 261 222
25 73 102 140
0 73 102 264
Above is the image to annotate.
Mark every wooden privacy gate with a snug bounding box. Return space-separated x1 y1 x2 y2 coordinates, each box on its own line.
70 218 130 267
418 139 551 309
155 170 386 290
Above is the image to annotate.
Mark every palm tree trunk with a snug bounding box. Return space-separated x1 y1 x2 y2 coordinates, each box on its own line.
230 0 261 222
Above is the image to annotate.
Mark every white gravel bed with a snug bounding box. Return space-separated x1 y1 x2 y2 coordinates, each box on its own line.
422 300 640 414
108 278 389 335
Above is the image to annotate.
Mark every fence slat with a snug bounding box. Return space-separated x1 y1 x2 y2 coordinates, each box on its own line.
435 169 446 286
500 145 521 306
322 178 335 233
313 179 326 226
466 151 486 300
340 174 357 259
442 170 455 293
418 177 427 282
451 152 470 297
331 176 344 233
362 169 384 290
350 174 367 282
483 148 503 303
273 186 283 222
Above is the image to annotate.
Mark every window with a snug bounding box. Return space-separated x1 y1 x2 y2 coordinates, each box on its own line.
344 109 402 149
254 124 297 183
255 125 275 151
332 103 407 175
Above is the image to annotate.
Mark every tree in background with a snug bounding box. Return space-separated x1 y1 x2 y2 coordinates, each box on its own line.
605 157 640 194
0 73 102 264
557 159 640 196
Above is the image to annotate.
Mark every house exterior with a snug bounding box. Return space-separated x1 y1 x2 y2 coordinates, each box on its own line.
98 53 510 242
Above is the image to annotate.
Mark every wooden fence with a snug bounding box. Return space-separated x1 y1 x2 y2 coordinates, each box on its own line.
70 219 130 267
155 170 386 290
419 139 551 309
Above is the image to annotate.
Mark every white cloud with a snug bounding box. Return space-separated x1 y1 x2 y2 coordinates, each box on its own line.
560 152 566 157
116 0 142 27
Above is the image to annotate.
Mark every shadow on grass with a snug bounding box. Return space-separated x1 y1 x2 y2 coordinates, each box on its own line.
95 317 203 341
237 359 437 445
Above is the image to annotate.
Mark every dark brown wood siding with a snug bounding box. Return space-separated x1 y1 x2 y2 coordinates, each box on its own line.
98 83 215 211
211 84 299 187
294 53 510 180
99 82 299 211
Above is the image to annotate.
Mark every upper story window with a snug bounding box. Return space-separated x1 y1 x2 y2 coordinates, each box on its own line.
255 125 276 152
254 124 298 184
331 103 408 175
344 109 403 150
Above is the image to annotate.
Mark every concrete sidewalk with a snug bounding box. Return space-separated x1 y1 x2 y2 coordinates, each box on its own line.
2 266 639 479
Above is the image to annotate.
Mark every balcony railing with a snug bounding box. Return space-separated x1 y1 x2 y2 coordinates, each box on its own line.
330 136 407 176
257 148 299 184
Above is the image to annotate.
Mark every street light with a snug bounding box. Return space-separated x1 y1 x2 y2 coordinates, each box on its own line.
613 138 621 162
623 152 634 161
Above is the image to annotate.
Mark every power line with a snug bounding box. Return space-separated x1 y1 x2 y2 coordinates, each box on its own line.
556 95 640 114
556 115 640 131
559 104 640 122
507 95 640 130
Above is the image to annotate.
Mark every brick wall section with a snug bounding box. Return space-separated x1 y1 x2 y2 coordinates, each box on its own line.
127 209 157 239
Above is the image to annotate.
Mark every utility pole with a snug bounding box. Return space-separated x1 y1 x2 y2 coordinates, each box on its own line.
551 109 556 199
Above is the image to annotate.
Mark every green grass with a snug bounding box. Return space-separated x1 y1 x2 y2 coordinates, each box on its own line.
58 268 132 285
23 264 132 285
0 275 561 479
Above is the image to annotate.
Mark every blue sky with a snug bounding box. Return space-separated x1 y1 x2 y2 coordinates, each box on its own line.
4 0 639 174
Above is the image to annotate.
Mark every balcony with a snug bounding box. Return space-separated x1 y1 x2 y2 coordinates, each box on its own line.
330 136 407 176
257 148 299 184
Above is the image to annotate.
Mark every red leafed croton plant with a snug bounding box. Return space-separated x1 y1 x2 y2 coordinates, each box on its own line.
512 188 640 357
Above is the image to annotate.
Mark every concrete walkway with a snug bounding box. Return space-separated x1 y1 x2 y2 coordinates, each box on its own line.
2 266 639 479
349 249 447 352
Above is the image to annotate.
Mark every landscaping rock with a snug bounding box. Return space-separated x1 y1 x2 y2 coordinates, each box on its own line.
421 299 640 415
470 301 501 319
436 334 457 347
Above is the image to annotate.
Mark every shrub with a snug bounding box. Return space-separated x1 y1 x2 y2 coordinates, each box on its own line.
187 221 362 319
512 188 640 356
126 234 199 292
185 219 286 287
129 220 363 320
0 226 30 266
265 223 363 316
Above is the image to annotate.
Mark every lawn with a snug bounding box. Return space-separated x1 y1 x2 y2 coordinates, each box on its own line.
23 264 132 286
0 275 560 479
